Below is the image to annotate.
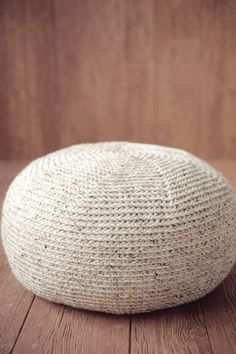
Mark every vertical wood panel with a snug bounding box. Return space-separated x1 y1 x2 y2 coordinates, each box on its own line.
0 0 236 158
0 2 29 159
198 1 236 157
54 0 131 146
24 0 60 158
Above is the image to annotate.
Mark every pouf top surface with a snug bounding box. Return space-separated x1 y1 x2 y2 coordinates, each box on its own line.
2 142 236 314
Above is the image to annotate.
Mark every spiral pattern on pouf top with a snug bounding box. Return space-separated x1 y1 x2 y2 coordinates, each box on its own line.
1 142 236 314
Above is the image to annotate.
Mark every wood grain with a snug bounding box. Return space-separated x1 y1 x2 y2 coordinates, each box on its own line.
131 302 212 354
12 298 130 354
0 244 34 354
24 0 61 158
201 265 236 354
1 0 236 159
0 1 29 159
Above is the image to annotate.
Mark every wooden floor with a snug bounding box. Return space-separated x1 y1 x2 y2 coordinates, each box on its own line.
0 160 236 354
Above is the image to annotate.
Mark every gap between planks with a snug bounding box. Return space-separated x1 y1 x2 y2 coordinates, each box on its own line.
11 298 131 354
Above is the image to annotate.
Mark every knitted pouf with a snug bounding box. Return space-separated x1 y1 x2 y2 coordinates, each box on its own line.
1 142 236 314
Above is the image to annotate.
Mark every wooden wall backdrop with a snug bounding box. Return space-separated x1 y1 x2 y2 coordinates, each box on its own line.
0 0 236 159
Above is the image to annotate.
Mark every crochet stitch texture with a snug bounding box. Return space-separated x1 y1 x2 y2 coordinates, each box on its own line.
1 142 236 314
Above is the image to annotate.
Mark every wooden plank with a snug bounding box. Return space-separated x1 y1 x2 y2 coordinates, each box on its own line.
131 302 212 354
24 0 61 158
0 0 60 160
12 298 130 354
0 1 30 159
0 245 34 354
201 265 236 354
0 161 34 354
197 1 236 158
1 1 236 158
53 0 202 152
54 0 131 146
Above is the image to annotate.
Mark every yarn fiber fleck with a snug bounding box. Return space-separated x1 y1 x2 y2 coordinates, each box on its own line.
1 142 236 314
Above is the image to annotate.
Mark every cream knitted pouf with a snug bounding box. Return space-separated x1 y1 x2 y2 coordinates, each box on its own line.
1 142 236 314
